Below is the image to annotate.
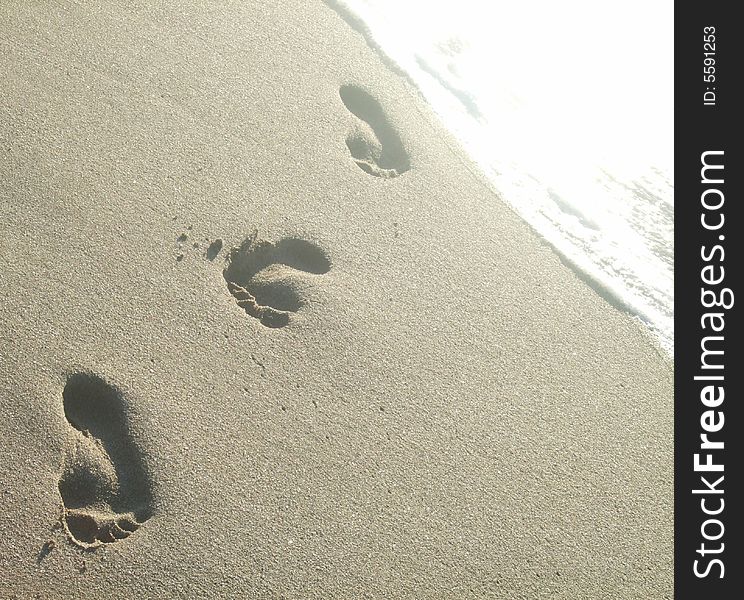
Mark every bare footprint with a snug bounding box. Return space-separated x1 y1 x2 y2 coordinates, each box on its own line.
58 373 153 548
340 84 411 178
223 232 331 328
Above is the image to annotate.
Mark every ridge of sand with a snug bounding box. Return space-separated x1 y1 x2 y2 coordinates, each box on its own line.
0 1 671 598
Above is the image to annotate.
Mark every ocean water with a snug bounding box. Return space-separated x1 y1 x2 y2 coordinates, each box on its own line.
329 0 674 354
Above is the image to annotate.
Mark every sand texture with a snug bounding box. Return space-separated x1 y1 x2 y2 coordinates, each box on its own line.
0 1 672 598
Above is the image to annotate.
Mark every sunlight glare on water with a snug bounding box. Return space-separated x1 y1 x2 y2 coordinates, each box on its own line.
335 0 674 353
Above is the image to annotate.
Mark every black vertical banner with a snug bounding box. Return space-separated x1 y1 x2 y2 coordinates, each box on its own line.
675 4 742 599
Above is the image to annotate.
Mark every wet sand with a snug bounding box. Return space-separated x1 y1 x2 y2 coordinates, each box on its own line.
0 1 672 598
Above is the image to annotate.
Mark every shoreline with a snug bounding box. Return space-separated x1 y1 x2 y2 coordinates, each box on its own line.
326 0 674 355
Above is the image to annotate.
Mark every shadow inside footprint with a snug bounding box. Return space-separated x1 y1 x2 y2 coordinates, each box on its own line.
340 84 411 178
58 373 153 548
223 232 331 328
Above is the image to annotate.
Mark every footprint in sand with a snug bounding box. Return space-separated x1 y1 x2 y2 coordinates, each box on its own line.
223 232 331 328
340 84 411 178
58 373 153 548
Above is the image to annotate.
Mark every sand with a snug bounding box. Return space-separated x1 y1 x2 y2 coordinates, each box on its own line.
0 1 672 598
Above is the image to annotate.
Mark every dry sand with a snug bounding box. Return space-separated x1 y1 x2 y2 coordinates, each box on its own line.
0 1 672 598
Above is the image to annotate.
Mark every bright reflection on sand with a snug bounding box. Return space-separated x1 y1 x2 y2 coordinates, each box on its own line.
340 0 674 353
